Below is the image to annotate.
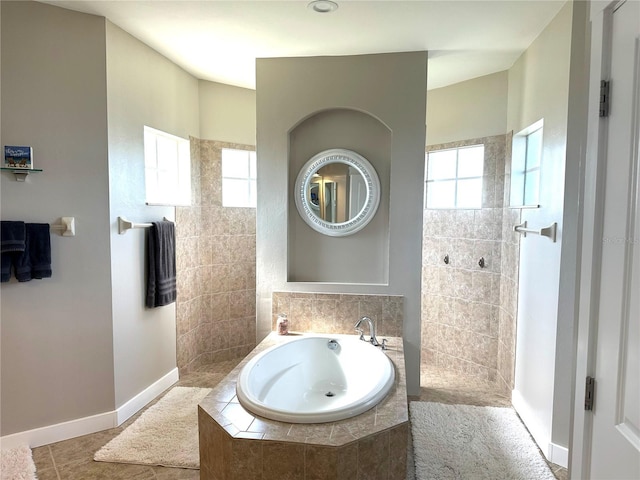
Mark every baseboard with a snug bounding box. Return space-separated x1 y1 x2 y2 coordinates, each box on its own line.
548 442 569 468
0 367 179 450
115 367 179 425
0 411 117 450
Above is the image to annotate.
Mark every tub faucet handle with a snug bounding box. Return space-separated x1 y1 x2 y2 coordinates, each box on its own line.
356 316 380 346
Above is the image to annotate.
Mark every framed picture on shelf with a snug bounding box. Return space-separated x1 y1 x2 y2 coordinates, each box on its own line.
4 146 33 169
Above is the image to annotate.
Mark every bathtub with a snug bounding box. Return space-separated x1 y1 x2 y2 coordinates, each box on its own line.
236 334 395 423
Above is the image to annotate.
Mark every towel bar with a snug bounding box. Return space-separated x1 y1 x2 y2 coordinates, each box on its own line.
118 216 171 235
513 221 557 242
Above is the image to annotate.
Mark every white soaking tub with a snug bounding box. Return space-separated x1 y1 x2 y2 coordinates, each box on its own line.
236 334 395 423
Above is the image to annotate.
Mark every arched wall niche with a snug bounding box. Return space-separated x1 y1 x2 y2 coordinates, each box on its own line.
287 107 391 284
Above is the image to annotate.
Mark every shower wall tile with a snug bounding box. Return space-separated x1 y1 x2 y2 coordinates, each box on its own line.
433 351 496 382
176 139 257 374
422 134 508 386
498 337 515 388
496 132 521 395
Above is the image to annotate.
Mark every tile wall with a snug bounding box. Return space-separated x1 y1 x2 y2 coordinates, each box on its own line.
421 134 518 392
498 132 521 394
175 139 257 374
173 135 519 392
272 292 403 338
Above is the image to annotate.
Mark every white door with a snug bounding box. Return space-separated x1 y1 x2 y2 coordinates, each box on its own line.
589 1 640 477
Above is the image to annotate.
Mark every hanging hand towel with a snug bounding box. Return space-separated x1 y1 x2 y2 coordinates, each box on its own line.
28 223 52 279
15 223 52 282
146 220 177 308
1 221 26 282
1 221 26 253
1 255 11 282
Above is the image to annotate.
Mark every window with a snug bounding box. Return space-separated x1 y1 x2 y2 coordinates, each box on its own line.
510 120 542 207
144 126 191 206
425 145 484 209
222 148 257 208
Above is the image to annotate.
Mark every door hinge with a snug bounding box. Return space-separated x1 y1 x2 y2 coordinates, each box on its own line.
600 80 610 117
585 376 595 411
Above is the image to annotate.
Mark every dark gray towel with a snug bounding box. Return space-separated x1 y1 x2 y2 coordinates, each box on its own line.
28 223 52 279
146 221 176 308
1 254 11 282
1 220 26 253
15 223 52 282
1 221 26 282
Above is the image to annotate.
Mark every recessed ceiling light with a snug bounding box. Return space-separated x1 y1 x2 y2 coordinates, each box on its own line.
308 0 339 14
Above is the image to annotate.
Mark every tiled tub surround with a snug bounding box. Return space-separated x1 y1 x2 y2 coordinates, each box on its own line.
421 134 512 388
176 139 257 374
198 332 408 480
272 292 403 337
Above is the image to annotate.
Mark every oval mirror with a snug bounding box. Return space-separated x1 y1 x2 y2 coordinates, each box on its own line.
294 148 380 236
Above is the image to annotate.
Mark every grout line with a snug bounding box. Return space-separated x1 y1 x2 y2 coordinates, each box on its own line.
303 443 306 479
47 445 62 480
149 466 160 479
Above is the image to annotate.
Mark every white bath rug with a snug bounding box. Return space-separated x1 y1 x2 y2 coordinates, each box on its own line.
410 402 555 480
0 444 37 480
94 386 211 469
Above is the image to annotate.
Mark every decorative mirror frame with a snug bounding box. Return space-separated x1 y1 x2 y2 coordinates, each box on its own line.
294 148 381 236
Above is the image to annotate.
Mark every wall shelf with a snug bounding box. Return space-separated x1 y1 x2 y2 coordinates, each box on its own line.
1 167 43 182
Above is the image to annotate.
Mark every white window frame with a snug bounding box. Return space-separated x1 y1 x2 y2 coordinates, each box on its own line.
510 119 543 208
144 126 191 206
221 148 257 208
425 144 484 209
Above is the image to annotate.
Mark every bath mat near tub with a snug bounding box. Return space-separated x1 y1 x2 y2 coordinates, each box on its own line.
94 386 211 469
1 444 37 480
409 402 555 480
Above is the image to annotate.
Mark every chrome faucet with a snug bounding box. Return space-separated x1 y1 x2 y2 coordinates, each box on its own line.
354 316 380 346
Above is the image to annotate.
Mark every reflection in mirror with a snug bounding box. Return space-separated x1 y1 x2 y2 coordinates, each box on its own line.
309 182 320 209
306 163 363 223
295 149 380 237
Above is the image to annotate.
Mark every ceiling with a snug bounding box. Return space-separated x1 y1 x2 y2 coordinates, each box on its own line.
43 0 566 91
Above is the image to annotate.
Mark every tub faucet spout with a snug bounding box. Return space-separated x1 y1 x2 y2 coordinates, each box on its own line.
354 316 380 346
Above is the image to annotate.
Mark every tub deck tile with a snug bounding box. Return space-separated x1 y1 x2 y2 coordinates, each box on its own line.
220 402 255 431
199 333 408 480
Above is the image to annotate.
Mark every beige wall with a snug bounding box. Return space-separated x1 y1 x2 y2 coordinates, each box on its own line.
256 52 428 395
287 109 391 283
426 71 508 146
1 1 204 437
199 81 256 145
555 0 588 454
507 0 573 455
0 1 113 435
105 22 200 408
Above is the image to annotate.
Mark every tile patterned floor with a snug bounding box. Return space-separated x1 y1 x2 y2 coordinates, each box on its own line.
32 360 568 480
32 360 240 480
